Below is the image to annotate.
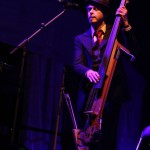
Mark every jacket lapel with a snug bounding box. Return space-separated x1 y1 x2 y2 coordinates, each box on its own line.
79 25 112 56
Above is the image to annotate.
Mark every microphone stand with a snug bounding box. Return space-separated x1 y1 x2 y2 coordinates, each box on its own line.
53 67 65 150
10 9 66 55
9 6 69 145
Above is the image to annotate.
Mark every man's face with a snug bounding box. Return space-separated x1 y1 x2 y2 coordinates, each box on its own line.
86 5 104 25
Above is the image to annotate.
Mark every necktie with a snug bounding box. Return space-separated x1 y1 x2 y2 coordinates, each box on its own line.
96 30 103 44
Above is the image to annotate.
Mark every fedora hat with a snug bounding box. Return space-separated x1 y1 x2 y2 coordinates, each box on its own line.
85 0 110 8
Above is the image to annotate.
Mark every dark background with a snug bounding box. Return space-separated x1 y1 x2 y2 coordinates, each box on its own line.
0 0 150 150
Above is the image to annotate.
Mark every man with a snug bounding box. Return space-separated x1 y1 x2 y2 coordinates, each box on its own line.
70 0 138 150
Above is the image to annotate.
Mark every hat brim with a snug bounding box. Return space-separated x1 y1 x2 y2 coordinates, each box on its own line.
85 1 109 8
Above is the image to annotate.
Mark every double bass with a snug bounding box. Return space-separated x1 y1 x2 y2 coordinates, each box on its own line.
71 0 135 149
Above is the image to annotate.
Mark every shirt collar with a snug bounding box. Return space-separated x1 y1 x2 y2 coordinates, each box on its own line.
91 24 106 37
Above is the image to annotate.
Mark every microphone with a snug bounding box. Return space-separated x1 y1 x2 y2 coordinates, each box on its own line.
58 0 80 9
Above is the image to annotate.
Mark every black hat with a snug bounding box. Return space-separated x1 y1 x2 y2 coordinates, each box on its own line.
83 0 110 17
85 0 110 8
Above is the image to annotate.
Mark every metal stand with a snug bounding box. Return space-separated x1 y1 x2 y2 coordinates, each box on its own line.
9 6 69 145
53 67 65 150
53 66 78 150
10 47 27 144
136 126 150 150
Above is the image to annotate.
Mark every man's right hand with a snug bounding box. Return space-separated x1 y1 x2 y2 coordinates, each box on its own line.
85 69 100 83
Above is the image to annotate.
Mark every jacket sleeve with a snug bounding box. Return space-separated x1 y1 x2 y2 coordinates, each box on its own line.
72 36 90 77
118 27 140 58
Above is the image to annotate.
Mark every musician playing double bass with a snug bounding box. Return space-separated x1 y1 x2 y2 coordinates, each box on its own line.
69 0 139 150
